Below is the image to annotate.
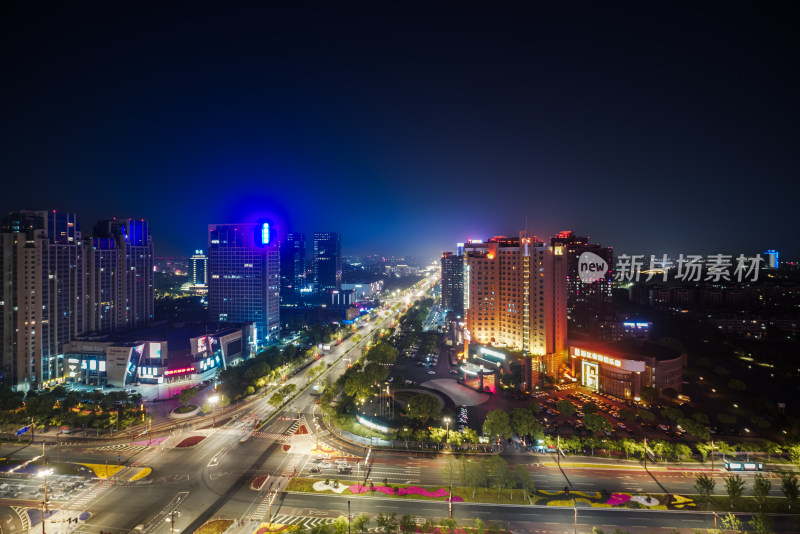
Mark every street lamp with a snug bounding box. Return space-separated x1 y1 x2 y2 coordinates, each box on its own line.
165 509 180 534
444 417 451 444
37 468 54 534
209 394 220 425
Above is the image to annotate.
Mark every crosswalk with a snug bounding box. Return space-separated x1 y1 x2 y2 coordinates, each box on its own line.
93 444 150 453
60 479 115 511
268 514 335 530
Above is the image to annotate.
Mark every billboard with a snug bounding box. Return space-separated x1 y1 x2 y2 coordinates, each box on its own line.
150 342 162 359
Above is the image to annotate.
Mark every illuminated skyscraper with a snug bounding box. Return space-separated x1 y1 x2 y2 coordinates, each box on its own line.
208 222 280 343
463 232 567 388
280 232 306 301
441 251 464 318
191 250 208 287
313 232 341 294
0 211 85 390
764 250 779 269
550 231 614 329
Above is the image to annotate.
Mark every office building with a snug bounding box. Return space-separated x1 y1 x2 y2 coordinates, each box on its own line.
764 250 779 269
441 251 464 318
208 222 280 344
550 231 614 329
191 250 208 287
462 232 567 389
280 233 306 301
569 340 685 399
0 211 86 390
313 232 341 294
91 219 155 331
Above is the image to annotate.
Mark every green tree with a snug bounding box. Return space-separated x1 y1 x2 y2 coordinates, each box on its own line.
752 473 771 509
748 512 773 534
673 443 693 461
376 512 398 534
510 407 542 438
483 409 512 439
399 515 416 532
780 471 799 510
406 394 441 424
719 513 745 533
582 401 598 415
268 392 284 409
724 474 745 509
332 515 349 534
513 463 535 502
555 399 577 418
620 438 640 460
713 365 730 376
352 513 370 534
638 410 655 422
692 412 710 425
694 473 716 508
345 373 374 401
620 409 636 422
583 413 611 435
661 407 682 421
366 342 399 365
177 386 199 406
750 415 770 430
640 386 658 404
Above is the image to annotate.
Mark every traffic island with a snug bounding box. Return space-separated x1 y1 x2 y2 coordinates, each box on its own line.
252 523 299 534
176 435 206 447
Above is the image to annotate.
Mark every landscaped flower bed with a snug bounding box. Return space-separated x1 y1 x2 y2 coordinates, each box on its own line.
195 519 234 534
254 523 299 533
77 463 125 479
251 475 268 490
350 483 464 501
176 435 205 447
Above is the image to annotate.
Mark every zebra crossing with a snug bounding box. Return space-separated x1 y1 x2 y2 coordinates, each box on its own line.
93 444 150 453
60 479 115 511
11 506 31 532
250 491 279 522
267 514 334 530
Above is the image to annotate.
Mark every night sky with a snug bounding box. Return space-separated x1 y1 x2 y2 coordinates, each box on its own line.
2 2 798 260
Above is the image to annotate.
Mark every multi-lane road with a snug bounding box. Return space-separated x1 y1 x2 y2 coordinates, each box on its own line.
3 273 799 533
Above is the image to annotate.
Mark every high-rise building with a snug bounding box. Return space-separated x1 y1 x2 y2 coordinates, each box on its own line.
550 231 614 329
208 222 280 344
280 233 306 301
764 250 779 269
191 250 208 287
0 211 86 390
441 251 464 318
93 219 155 329
463 232 567 388
313 232 341 294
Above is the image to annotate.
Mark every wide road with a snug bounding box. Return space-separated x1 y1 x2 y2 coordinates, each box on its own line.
0 276 436 534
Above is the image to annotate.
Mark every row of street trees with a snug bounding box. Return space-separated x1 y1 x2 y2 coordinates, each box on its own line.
694 471 799 511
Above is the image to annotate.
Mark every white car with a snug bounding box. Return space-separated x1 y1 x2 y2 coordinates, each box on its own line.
320 461 332 468
427 370 436 375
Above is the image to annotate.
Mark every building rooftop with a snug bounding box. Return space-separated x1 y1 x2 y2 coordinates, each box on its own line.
573 339 682 361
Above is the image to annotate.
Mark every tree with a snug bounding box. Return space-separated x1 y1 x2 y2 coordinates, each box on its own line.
583 401 598 415
483 409 512 439
694 473 716 508
673 443 693 461
640 386 658 404
691 412 710 425
406 394 441 424
345 373 374 401
513 463 535 502
483 455 510 499
177 386 199 406
748 512 773 534
781 472 799 510
364 362 389 384
332 515 349 534
661 407 683 421
376 512 398 534
399 515 416 532
366 342 399 365
724 474 745 509
352 513 370 534
583 413 611 435
662 387 678 399
555 400 577 418
620 439 640 460
620 409 636 422
752 473 771 509
750 415 770 430
268 392 284 409
719 513 745 533
638 410 655 422
511 407 542 438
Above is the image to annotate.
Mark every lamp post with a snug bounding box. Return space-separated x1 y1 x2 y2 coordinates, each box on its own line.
443 417 451 447
165 509 179 534
37 468 54 534
209 394 220 426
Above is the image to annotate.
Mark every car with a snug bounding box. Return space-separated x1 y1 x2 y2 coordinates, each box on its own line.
320 462 332 468
427 370 436 375
449 369 458 375
309 467 321 474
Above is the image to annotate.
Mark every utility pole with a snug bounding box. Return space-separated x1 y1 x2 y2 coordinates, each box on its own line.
348 500 351 534
711 439 715 472
643 436 647 470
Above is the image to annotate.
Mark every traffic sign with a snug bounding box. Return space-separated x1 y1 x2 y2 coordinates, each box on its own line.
16 425 29 436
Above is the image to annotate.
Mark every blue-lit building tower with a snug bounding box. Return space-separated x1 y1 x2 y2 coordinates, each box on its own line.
280 232 306 302
208 222 280 344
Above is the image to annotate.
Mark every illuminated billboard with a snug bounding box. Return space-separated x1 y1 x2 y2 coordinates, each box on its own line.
197 336 208 354
150 342 162 359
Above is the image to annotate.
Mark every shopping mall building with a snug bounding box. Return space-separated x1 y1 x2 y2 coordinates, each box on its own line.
569 340 686 400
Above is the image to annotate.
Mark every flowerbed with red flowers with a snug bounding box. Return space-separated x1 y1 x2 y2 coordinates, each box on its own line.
176 435 206 447
349 483 464 502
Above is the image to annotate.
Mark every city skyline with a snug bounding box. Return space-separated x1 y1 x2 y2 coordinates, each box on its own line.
2 3 797 260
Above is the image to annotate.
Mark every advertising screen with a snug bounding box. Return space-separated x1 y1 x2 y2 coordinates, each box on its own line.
150 342 162 359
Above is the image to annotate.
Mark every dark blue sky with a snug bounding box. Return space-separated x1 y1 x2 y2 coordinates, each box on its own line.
2 2 797 260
